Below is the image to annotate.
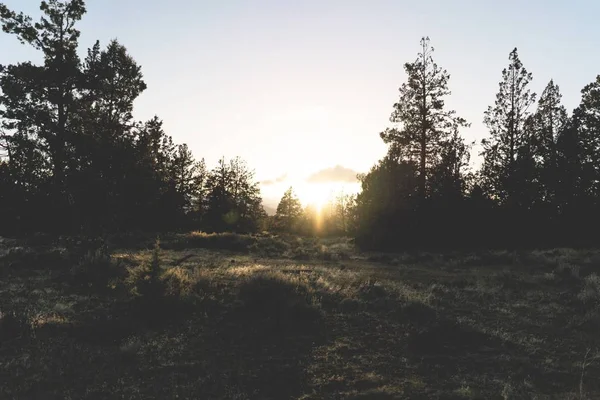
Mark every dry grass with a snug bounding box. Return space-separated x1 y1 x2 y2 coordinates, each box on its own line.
1 235 600 398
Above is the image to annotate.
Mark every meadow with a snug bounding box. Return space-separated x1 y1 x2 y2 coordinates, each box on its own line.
1 233 599 399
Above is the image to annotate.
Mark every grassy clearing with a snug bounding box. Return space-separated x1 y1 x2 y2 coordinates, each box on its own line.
1 235 600 399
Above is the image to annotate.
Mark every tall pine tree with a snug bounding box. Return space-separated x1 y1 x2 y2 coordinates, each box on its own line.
481 48 536 206
380 37 469 201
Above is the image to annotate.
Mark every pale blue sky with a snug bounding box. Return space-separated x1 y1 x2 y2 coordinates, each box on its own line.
1 0 599 205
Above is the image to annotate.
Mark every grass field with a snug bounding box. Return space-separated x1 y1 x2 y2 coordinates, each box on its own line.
1 233 600 399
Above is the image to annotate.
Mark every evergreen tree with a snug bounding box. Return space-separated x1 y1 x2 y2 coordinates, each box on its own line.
0 0 87 230
380 37 469 201
171 144 201 215
274 187 303 232
481 48 536 206
531 80 568 210
354 156 419 249
205 157 265 233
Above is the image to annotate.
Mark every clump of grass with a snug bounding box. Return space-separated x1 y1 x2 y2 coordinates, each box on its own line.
356 277 387 300
249 235 291 257
119 336 143 361
318 245 334 261
292 248 311 260
237 272 320 327
579 274 600 306
70 243 120 289
162 266 195 298
165 231 257 252
0 246 36 267
554 262 580 283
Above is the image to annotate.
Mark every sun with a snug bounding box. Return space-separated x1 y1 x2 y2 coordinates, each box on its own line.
296 183 333 211
294 182 361 210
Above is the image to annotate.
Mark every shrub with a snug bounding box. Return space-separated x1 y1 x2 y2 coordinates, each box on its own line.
126 239 165 299
162 266 194 298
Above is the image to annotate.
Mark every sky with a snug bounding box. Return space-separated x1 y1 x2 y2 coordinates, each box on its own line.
1 0 599 208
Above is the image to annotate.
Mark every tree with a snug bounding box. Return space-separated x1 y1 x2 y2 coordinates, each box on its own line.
560 76 600 219
0 0 86 197
274 187 303 233
73 39 149 231
481 48 536 206
354 156 419 249
170 144 200 213
205 157 265 233
531 80 568 210
331 192 356 235
429 127 473 202
573 76 600 202
380 37 469 201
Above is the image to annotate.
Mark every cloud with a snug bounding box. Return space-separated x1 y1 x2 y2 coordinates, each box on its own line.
306 165 359 184
260 173 288 186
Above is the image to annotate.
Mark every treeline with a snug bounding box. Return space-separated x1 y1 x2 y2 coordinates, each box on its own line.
353 38 600 250
271 188 356 237
0 1 265 235
2 2 600 251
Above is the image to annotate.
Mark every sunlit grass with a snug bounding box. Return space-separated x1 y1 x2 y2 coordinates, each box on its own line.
2 237 600 398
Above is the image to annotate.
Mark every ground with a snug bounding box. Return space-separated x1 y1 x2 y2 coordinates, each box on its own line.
1 233 600 399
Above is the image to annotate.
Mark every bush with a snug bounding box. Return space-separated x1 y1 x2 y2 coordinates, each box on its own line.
126 239 165 299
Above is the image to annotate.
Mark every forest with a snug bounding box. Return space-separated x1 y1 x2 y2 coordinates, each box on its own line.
2 1 600 399
1 2 599 251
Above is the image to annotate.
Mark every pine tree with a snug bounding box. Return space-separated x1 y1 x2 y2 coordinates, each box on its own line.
481 48 536 206
380 37 469 201
0 0 87 229
205 157 265 233
569 76 600 207
532 80 568 209
275 187 303 232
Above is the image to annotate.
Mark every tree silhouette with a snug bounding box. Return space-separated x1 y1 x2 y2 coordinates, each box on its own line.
481 48 536 207
204 157 265 233
531 80 568 212
274 187 303 233
0 1 267 235
0 0 87 230
380 37 469 201
354 156 419 249
2 2 600 250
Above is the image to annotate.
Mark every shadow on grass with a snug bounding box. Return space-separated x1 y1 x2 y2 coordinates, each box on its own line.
3 268 330 400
